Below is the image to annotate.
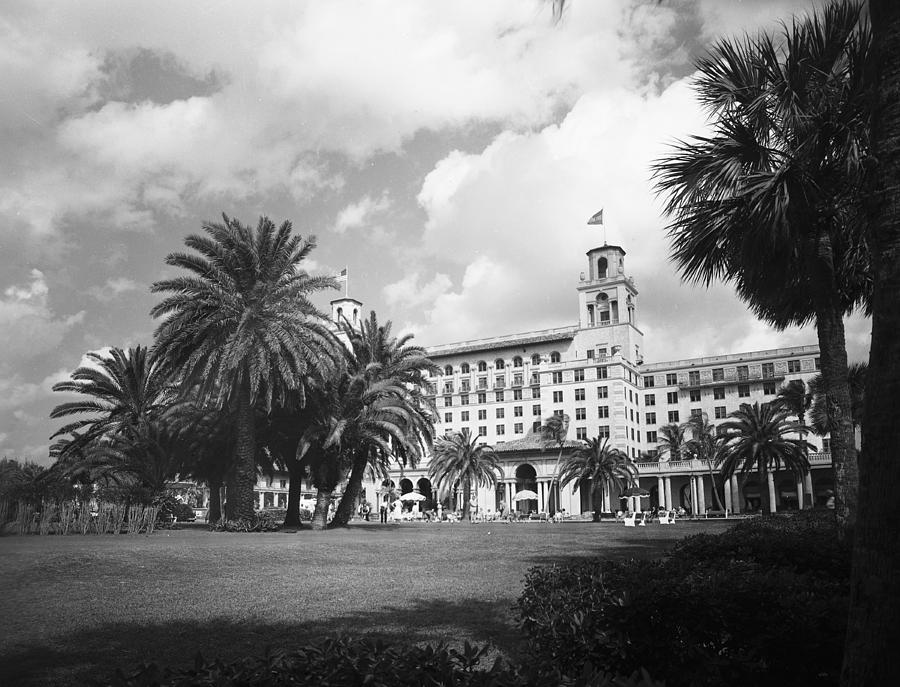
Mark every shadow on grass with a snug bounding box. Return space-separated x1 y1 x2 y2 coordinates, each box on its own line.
0 597 519 687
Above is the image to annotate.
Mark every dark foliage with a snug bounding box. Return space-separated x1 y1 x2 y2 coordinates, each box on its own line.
210 512 280 532
517 514 850 686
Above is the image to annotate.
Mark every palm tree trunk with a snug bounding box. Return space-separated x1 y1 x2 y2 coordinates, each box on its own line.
282 457 305 528
207 476 222 524
706 460 724 511
227 376 257 522
841 3 900 681
758 463 770 516
311 488 332 531
591 485 601 522
462 480 471 521
330 451 367 528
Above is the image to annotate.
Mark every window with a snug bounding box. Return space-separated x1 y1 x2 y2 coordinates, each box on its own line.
598 347 608 359
478 426 487 436
513 373 523 387
461 379 470 392
788 359 801 373
550 351 561 363
645 412 656 424
630 409 635 422
477 392 487 404
575 407 586 420
822 438 831 453
631 428 635 441
494 375 505 389
513 356 523 368
444 395 453 407
495 391 504 402
738 384 750 398
691 408 703 418
552 371 563 384
667 391 678 404
477 377 487 390
496 425 505 435
514 423 523 434
598 406 609 418
461 411 470 421
628 390 633 403
461 363 470 374
597 366 608 379
444 412 452 423
689 389 701 403
645 393 655 406
574 368 584 381
643 375 655 388
533 404 541 416
668 410 680 423
763 382 776 395
514 406 523 417
575 388 585 401
553 391 563 403
666 373 677 385
586 350 594 359
714 406 727 419
576 427 588 440
531 354 541 366
477 361 487 372
530 372 540 385
554 409 564 417
762 362 775 378
477 409 487 420
598 425 610 439
495 358 505 370
532 421 542 432
513 388 522 401
688 371 700 386
496 408 505 419
443 382 453 394
712 367 724 382
460 394 469 405
532 387 541 399
597 386 608 399
815 357 821 370
737 365 749 381
713 387 725 400
646 430 658 443
443 364 453 376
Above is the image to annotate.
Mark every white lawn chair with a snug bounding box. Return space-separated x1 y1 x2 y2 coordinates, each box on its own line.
658 510 676 525
623 512 645 527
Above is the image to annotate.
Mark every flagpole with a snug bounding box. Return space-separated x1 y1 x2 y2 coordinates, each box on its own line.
345 267 349 298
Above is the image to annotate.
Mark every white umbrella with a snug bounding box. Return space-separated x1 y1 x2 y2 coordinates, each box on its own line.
399 492 426 502
513 490 539 501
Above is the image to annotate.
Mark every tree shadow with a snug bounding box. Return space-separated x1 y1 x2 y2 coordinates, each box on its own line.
0 597 520 686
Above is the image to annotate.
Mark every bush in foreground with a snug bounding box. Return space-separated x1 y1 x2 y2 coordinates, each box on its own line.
517 513 850 686
102 636 664 687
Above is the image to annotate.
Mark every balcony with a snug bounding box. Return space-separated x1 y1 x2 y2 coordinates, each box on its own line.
678 370 785 390
633 452 832 475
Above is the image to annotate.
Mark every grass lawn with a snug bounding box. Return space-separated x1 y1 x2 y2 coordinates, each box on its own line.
0 519 731 685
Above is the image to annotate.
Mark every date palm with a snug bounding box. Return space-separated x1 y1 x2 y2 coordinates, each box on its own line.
715 402 813 515
428 428 500 522
808 362 867 435
558 436 637 522
540 413 570 515
653 0 871 537
150 215 342 521
656 422 687 462
683 412 724 511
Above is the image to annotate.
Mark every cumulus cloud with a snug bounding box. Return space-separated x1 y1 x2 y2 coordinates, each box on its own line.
87 277 141 302
383 271 452 310
332 193 392 235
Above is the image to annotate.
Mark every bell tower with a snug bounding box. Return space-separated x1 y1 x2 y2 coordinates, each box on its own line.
575 245 643 364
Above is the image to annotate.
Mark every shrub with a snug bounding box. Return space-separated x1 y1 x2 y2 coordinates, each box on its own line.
517 514 849 686
211 512 280 533
101 636 665 687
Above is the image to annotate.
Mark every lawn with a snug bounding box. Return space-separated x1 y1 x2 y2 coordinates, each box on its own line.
0 519 731 686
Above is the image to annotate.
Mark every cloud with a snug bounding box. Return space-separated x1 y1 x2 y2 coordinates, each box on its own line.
87 277 141 302
332 193 392 235
383 271 452 310
0 270 85 364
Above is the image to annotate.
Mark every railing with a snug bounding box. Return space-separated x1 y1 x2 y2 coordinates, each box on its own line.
634 452 832 475
642 344 820 372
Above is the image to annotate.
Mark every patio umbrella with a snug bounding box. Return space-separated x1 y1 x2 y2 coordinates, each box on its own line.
399 492 426 502
513 490 539 501
620 487 651 498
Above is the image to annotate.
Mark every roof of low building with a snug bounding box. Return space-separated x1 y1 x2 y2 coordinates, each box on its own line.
492 431 583 454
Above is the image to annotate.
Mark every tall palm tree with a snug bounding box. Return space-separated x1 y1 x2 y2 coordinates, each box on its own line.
844 1 900 680
540 413 570 515
653 0 871 537
428 428 500 522
683 412 724 511
716 402 813 515
558 437 637 522
808 362 867 436
656 422 687 462
49 346 169 460
150 215 342 521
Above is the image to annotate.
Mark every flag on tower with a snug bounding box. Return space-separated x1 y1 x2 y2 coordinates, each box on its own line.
335 267 348 282
587 209 604 225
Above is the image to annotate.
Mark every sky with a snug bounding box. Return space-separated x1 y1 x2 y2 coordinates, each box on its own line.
0 0 870 464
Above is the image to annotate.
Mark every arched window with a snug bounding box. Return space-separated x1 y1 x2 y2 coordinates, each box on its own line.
460 362 470 374
597 257 608 279
336 307 343 320
352 308 358 322
531 354 541 366
477 361 487 372
495 358 505 369
550 351 561 364
443 365 453 376
512 356 523 367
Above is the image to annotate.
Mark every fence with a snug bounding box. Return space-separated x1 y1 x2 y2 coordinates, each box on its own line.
0 498 160 535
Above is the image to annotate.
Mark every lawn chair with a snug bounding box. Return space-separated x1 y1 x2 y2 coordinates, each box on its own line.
623 512 645 527
658 510 676 525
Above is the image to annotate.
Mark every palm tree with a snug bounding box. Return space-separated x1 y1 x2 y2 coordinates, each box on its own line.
716 402 813 515
843 1 900 680
558 437 637 522
540 413 570 515
150 215 342 521
653 0 871 537
656 423 686 462
808 362 867 437
428 429 500 522
683 412 724 511
49 346 169 460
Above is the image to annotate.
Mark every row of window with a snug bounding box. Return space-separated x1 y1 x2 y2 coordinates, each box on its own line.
644 382 778 407
439 352 568 377
442 388 538 406
643 358 819 388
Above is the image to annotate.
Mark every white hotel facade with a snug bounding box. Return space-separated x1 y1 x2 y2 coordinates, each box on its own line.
349 243 833 517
